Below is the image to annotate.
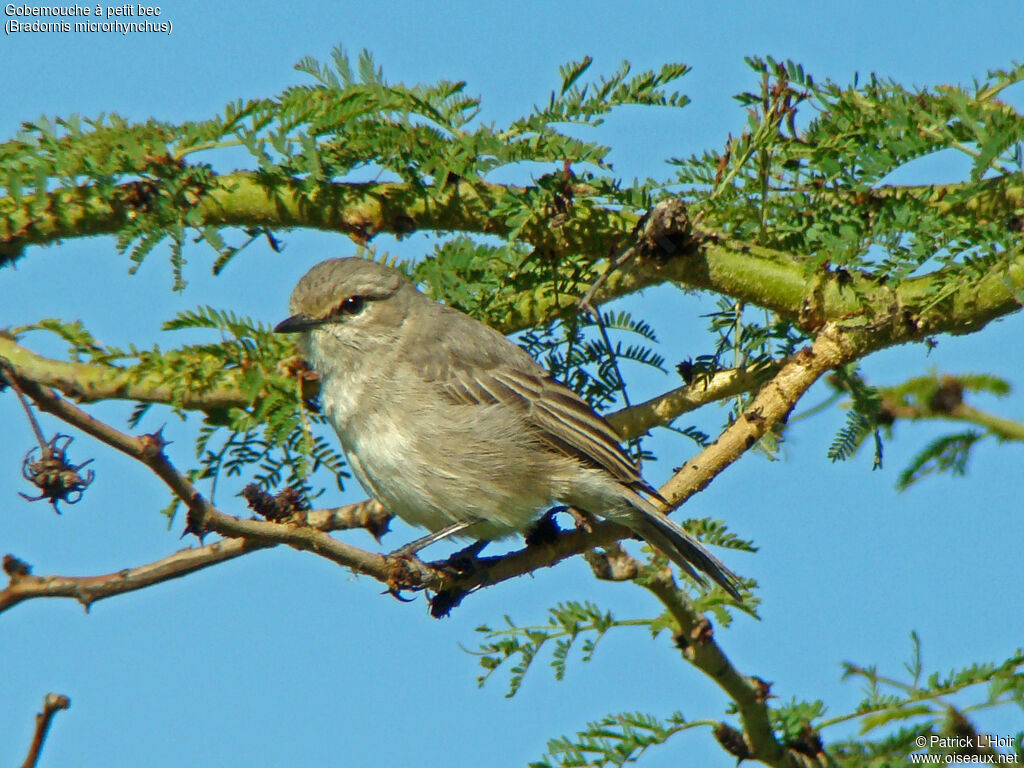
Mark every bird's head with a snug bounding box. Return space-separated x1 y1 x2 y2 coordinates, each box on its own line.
274 257 413 361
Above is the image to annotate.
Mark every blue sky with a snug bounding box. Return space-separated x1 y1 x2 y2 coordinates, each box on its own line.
2 2 1022 766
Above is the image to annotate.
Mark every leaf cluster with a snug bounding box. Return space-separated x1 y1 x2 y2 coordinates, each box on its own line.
530 710 696 768
14 308 347 517
674 57 1024 276
474 601 635 698
486 602 1023 765
829 634 1024 765
823 369 1018 489
0 47 691 284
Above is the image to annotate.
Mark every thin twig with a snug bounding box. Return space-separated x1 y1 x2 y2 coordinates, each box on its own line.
643 569 801 766
0 541 266 614
578 241 640 318
0 356 49 449
19 693 70 768
586 547 826 767
0 500 390 616
607 360 781 439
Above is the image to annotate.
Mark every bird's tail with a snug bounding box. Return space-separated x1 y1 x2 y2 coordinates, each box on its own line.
622 494 742 600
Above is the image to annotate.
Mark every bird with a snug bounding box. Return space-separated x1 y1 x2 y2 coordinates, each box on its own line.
274 257 741 599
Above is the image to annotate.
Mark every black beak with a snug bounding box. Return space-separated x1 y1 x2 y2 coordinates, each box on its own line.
273 314 319 333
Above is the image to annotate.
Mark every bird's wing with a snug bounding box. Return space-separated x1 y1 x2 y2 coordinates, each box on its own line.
407 304 657 496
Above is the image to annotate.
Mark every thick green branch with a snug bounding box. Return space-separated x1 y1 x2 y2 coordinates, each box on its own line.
4 192 1023 430
4 174 1023 334
4 172 1021 255
0 333 249 410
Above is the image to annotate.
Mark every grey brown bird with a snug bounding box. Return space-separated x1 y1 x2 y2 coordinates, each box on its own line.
274 258 741 599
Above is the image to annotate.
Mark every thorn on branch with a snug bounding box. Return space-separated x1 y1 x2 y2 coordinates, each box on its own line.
713 722 751 760
674 614 714 649
3 553 33 579
750 676 774 704
384 587 417 603
139 426 171 458
787 722 825 758
242 483 309 522
676 358 695 385
259 227 283 252
182 506 209 542
359 508 391 542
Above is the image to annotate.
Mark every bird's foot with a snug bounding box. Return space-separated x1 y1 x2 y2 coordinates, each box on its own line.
524 508 565 546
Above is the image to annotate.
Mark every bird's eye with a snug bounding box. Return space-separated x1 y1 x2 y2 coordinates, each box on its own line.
337 296 366 316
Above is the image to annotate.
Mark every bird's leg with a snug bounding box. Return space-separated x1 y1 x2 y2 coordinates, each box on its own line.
444 539 490 575
388 518 481 558
450 538 489 560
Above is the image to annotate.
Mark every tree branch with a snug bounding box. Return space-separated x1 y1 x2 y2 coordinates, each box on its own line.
641 572 817 768
0 499 391 616
2 170 1020 268
0 372 435 591
584 546 826 767
659 324 861 507
607 361 781 438
881 392 1024 442
0 332 252 411
0 543 263 613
